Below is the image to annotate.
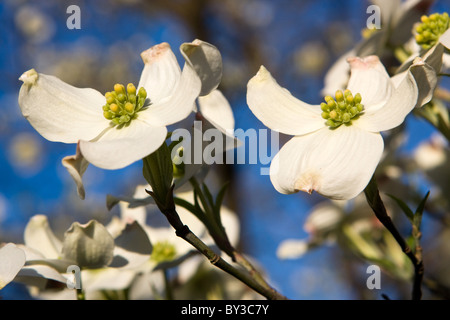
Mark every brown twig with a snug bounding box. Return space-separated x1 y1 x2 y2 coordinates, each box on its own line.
146 188 288 300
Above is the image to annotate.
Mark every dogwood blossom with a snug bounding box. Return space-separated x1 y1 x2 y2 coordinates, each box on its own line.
247 55 435 200
322 0 434 95
18 42 201 171
45 39 234 200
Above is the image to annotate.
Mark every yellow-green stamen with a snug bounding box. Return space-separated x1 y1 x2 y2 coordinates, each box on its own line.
415 12 449 50
150 241 177 263
102 83 148 126
321 89 364 128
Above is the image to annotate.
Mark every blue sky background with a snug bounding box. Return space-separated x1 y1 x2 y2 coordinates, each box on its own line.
1 0 450 300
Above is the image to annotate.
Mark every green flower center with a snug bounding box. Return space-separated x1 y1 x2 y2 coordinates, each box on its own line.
415 12 449 50
102 83 147 126
150 241 177 263
321 90 364 128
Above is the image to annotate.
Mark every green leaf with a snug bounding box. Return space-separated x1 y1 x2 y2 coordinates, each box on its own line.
386 193 414 223
202 183 215 209
174 196 204 222
413 191 430 230
214 182 229 217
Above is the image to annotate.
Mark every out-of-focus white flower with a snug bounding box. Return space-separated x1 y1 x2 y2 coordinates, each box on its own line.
247 56 434 200
294 42 330 76
18 42 201 171
276 200 345 260
113 186 239 269
109 185 240 299
303 201 345 235
414 134 448 171
8 132 44 176
414 134 450 197
0 243 26 289
15 5 55 44
8 214 152 298
276 239 309 260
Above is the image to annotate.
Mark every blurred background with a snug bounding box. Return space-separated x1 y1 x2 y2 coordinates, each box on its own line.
1 0 450 300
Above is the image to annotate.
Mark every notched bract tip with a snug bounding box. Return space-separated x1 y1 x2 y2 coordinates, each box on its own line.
19 69 39 86
140 42 171 64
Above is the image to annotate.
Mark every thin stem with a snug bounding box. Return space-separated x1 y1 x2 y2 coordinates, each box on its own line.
232 250 274 291
163 269 174 300
146 183 287 299
175 223 288 300
364 176 424 300
188 177 277 294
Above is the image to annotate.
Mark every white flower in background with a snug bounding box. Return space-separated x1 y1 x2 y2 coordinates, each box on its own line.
276 200 345 260
107 186 240 299
247 55 435 200
18 42 201 172
276 239 309 260
414 134 449 171
303 201 346 235
6 214 152 299
322 0 434 95
414 134 450 197
0 243 26 289
112 186 240 268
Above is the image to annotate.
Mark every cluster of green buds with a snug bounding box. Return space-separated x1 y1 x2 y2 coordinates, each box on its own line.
415 12 449 50
102 83 147 126
321 89 364 128
150 241 177 263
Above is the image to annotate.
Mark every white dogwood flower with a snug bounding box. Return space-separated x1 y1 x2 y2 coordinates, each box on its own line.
18 42 201 170
247 55 435 200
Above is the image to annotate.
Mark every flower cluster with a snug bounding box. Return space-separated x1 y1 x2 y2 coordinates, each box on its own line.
3 1 450 301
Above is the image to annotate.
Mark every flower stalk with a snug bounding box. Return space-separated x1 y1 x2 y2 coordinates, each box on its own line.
143 145 287 300
363 176 424 300
148 195 288 300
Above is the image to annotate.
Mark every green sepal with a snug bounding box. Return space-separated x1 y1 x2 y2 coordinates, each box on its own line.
142 142 174 209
